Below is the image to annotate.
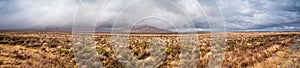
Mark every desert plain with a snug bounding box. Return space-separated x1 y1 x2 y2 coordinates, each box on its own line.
0 31 300 68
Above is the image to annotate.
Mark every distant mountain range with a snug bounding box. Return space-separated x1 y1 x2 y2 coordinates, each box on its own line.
118 25 173 33
0 25 174 33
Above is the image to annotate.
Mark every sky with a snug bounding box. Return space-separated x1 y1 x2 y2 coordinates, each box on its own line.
0 0 299 32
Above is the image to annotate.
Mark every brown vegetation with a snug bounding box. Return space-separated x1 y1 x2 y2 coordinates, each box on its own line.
0 32 299 68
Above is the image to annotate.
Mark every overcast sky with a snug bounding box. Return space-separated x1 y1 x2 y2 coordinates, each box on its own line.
0 0 299 31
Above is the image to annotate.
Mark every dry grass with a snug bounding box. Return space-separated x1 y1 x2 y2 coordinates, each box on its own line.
0 32 299 68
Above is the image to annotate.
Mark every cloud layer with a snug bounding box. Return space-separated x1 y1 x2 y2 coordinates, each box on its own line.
0 0 299 31
219 0 300 31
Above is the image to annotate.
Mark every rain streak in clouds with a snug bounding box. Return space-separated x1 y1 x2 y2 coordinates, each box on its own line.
0 0 299 31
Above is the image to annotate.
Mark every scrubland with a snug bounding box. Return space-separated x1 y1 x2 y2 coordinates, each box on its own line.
0 32 299 68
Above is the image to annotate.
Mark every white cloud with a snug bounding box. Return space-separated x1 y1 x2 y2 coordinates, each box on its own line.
0 0 78 29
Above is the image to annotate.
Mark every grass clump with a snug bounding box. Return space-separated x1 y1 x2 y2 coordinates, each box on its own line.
63 40 71 43
229 42 235 50
136 41 149 49
60 47 69 54
165 48 172 53
0 35 9 40
96 47 105 52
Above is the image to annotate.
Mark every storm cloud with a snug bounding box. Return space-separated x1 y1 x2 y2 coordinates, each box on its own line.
0 0 299 31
